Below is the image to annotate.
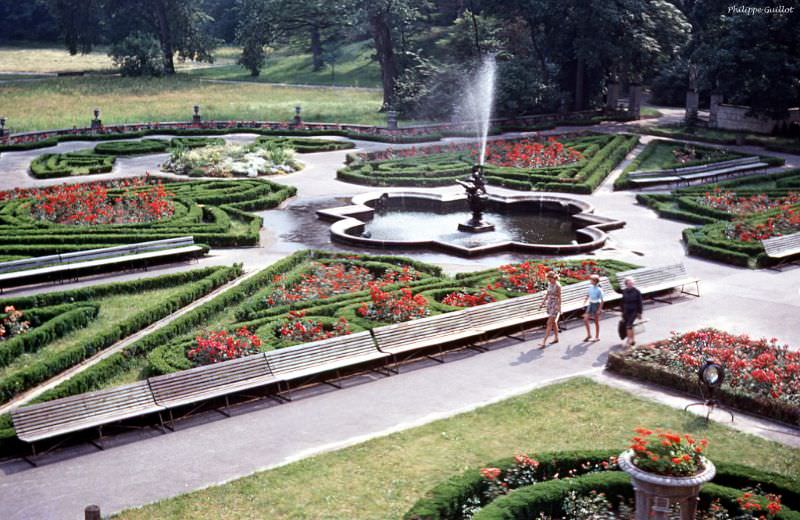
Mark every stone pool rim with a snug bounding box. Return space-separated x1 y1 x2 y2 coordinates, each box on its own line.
316 191 625 258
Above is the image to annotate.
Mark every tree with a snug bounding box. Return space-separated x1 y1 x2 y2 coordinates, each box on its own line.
48 0 217 74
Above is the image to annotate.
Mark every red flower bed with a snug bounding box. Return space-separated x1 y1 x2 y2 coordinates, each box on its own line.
189 327 262 365
277 311 351 343
363 136 582 169
626 329 800 406
494 260 605 293
19 176 174 226
699 188 800 216
725 207 800 242
357 284 428 323
441 288 496 307
266 262 420 306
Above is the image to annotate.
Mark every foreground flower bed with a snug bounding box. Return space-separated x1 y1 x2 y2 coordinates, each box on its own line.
607 328 800 425
637 169 800 267
0 177 296 256
404 447 800 519
338 133 638 194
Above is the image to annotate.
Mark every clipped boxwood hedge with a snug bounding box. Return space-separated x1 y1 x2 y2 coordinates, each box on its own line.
29 151 116 179
169 137 225 149
255 136 355 153
405 448 800 520
93 138 169 156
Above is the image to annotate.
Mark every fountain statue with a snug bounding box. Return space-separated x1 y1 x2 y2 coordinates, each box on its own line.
457 165 495 232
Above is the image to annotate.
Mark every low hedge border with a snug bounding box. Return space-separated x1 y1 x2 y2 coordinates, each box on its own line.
636 126 800 156
405 448 800 520
29 151 116 179
606 351 800 426
255 136 355 153
93 139 169 156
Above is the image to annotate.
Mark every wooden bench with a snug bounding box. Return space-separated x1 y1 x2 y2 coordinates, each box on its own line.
629 156 766 187
0 237 204 291
372 311 483 365
762 232 800 267
615 263 700 302
266 331 389 394
148 354 280 428
11 381 165 460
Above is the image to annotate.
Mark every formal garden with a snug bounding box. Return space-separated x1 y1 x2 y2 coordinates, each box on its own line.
1 1 800 519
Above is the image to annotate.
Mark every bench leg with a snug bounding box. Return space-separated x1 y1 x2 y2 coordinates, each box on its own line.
323 370 343 390
679 282 701 298
89 426 104 451
157 411 174 433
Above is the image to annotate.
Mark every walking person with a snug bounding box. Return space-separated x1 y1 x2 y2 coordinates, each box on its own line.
621 277 643 347
583 274 603 342
538 271 561 347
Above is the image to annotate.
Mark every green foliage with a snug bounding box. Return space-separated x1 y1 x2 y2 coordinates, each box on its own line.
109 32 165 77
93 138 169 155
169 137 225 149
29 151 116 179
254 136 355 153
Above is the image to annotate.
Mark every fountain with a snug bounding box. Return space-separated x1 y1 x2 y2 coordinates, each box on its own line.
456 57 497 233
456 165 494 232
315 55 626 258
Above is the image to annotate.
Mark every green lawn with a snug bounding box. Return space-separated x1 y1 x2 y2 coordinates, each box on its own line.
114 378 800 520
0 75 386 132
635 140 736 172
189 41 381 88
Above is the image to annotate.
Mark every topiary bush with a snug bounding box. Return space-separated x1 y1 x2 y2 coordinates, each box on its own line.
93 139 169 155
255 136 355 153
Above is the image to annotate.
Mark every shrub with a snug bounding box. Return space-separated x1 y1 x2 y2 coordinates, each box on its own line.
29 151 115 179
93 139 169 155
109 31 165 77
255 136 355 153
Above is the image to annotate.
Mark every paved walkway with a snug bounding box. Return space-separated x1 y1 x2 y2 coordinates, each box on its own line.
1 109 800 519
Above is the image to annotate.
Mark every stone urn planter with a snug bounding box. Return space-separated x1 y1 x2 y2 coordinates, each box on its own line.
619 449 716 520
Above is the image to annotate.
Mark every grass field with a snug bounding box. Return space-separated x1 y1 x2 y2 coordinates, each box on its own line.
190 41 381 88
114 378 800 520
0 75 385 131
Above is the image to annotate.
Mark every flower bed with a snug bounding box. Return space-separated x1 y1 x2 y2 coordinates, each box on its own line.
0 177 296 256
493 259 607 294
162 140 302 177
0 306 30 341
337 134 638 194
28 177 174 226
440 288 497 308
607 328 800 425
404 448 800 520
357 285 429 323
189 327 262 365
637 168 800 267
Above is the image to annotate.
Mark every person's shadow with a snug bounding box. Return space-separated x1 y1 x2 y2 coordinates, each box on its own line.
562 341 591 360
511 347 544 366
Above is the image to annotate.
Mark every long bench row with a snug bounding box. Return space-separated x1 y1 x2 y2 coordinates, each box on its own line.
762 231 800 265
628 156 767 187
0 237 205 291
11 264 699 457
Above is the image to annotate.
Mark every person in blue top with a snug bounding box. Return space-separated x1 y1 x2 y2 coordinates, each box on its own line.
582 274 604 341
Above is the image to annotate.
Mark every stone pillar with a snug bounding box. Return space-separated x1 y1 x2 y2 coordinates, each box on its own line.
91 108 102 130
293 105 302 126
192 105 202 124
606 81 620 111
685 90 699 125
628 84 642 120
709 93 723 128
386 110 398 130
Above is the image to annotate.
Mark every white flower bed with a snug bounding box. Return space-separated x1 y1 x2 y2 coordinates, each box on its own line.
163 142 301 177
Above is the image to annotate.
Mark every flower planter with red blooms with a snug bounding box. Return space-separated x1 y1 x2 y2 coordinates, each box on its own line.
269 311 352 347
620 428 715 520
356 284 429 324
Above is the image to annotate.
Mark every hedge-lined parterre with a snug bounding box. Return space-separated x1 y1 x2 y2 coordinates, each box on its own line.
337 133 639 194
404 448 800 520
93 138 170 156
254 136 355 153
614 138 783 190
0 177 296 257
637 169 800 267
29 151 116 179
0 264 242 454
